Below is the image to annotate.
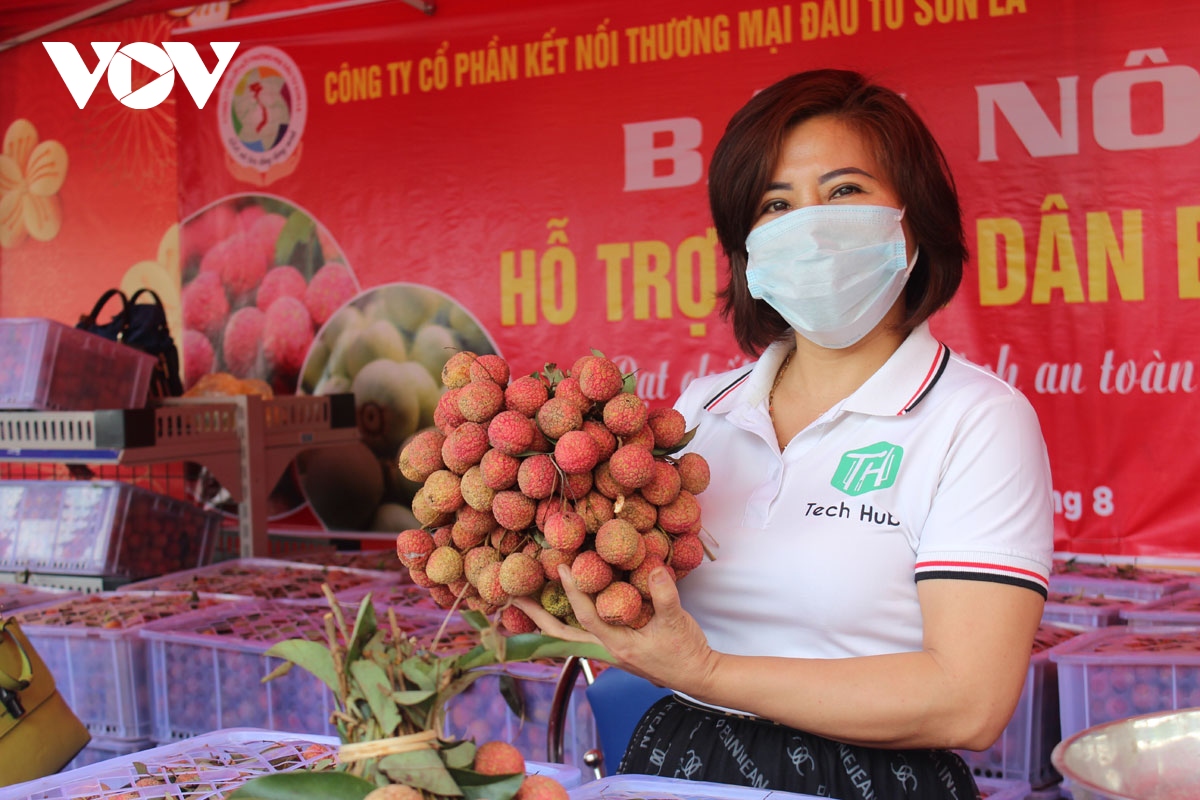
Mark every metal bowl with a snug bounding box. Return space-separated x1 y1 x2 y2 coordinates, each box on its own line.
1051 706 1200 800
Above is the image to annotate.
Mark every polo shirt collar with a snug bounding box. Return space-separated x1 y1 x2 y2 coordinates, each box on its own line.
843 322 950 416
701 323 949 418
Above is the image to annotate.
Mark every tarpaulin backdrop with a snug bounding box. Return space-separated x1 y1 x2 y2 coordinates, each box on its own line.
2 0 1198 556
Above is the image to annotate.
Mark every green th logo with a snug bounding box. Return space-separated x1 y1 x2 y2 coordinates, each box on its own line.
832 442 903 496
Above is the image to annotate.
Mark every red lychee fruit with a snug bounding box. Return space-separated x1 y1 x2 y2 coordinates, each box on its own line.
412 489 450 528
304 261 358 327
578 356 624 402
479 448 520 490
576 491 615 534
553 375 593 414
615 492 657 533
539 548 576 581
570 550 614 594
595 518 646 569
474 740 526 776
459 465 496 512
647 407 687 450
676 452 711 494
434 388 468 434
182 272 229 338
470 354 510 385
475 561 509 605
488 410 536 456
452 504 495 549
463 545 502 587
592 462 624 500
202 231 270 298
441 351 477 389
491 490 537 531
554 429 600 475
562 470 593 500
581 419 617 463
515 774 569 800
517 454 559 500
595 581 643 626
182 329 214 390
669 533 705 573
395 528 435 569
490 527 526 555
603 392 648 436
442 421 490 474
629 599 655 629
535 397 582 439
499 551 545 597
398 428 447 483
639 460 682 506
658 490 701 534
221 306 266 377
505 375 550 417
425 545 464 584
643 528 671 561
608 444 656 490
623 423 656 450
543 509 587 551
255 265 308 311
262 295 314 377
500 604 538 634
629 554 674 597
457 379 505 423
423 469 464 514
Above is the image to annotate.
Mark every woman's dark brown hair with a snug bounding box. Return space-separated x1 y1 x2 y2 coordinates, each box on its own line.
710 69 967 355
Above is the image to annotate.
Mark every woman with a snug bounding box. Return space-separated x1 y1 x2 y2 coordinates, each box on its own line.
516 69 1053 799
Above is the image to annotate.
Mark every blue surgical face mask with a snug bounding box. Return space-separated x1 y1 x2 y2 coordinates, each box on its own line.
745 205 918 349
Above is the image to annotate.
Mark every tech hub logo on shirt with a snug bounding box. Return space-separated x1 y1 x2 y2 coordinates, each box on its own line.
831 442 902 496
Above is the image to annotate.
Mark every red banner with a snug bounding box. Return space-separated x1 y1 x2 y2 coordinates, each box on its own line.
3 0 1199 556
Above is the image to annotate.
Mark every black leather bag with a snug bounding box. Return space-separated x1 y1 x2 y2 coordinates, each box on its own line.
77 288 183 400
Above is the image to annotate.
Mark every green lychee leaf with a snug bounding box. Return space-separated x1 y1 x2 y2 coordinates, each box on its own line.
349 659 402 735
378 748 462 795
499 672 525 720
589 347 606 358
497 633 613 664
440 739 477 770
460 609 490 631
400 658 437 691
447 768 525 800
263 639 340 694
346 596 378 665
391 688 437 706
228 771 376 800
622 372 638 393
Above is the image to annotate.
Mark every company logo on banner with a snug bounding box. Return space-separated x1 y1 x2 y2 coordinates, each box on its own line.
42 42 239 109
217 45 307 187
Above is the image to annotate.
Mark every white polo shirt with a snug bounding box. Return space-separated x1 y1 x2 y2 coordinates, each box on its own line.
674 322 1053 662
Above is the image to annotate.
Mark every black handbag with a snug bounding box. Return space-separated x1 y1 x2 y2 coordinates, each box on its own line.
77 287 184 400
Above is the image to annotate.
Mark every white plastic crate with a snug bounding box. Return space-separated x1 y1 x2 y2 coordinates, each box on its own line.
1049 561 1192 602
0 317 155 410
0 728 339 800
957 623 1081 788
121 556 403 600
12 591 243 740
1117 588 1200 627
138 598 456 742
60 735 153 772
1042 590 1138 628
1048 625 1200 745
977 776 1037 799
0 480 219 579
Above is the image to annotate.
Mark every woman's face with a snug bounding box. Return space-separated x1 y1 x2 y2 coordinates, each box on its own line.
752 115 915 260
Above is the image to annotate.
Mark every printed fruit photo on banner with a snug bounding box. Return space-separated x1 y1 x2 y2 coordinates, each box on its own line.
296 282 500 532
179 193 360 520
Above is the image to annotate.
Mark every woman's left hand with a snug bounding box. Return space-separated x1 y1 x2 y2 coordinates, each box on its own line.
512 564 717 694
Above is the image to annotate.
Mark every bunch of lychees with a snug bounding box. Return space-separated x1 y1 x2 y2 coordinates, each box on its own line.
395 350 711 631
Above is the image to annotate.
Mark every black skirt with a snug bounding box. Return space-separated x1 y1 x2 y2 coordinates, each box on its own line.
618 695 981 800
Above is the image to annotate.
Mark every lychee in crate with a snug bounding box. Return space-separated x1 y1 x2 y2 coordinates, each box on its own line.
0 728 340 800
1117 588 1200 627
955 623 1080 788
121 555 403 600
1049 559 1192 602
10 591 243 740
0 480 219 580
0 317 156 410
1048 625 1200 745
139 598 457 742
1042 590 1139 628
0 581 77 612
444 660 599 780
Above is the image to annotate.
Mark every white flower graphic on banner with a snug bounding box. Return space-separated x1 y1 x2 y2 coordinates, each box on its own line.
0 119 68 248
